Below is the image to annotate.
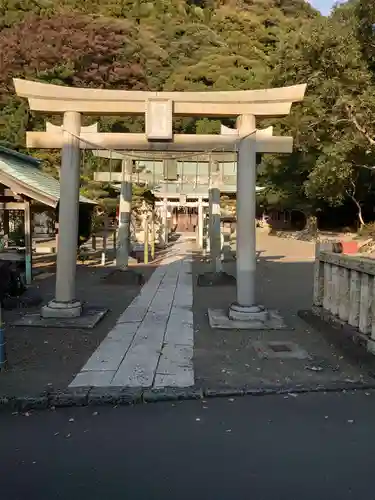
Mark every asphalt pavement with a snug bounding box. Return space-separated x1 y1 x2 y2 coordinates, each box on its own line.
1 391 375 500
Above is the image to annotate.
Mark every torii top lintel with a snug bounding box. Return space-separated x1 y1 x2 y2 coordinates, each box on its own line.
13 79 306 117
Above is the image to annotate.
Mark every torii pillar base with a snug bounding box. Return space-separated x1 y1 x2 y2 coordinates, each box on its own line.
207 306 287 330
228 303 268 322
41 299 82 319
13 301 108 329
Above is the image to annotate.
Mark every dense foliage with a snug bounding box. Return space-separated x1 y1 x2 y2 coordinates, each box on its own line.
0 0 375 228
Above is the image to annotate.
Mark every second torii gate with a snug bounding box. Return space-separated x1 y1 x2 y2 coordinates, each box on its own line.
13 79 306 326
93 148 267 268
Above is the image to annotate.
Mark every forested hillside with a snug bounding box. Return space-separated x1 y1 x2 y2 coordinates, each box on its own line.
0 0 375 228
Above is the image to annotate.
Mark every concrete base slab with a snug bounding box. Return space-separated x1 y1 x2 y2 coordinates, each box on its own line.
208 308 288 330
12 306 108 329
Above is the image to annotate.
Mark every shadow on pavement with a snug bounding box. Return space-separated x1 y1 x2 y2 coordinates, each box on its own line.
192 251 374 391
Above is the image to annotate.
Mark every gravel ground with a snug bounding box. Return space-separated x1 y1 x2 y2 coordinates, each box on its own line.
0 252 155 396
193 231 374 390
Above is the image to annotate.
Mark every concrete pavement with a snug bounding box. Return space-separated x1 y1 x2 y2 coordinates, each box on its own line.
1 391 375 499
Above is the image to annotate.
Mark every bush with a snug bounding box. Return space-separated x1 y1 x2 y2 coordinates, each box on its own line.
358 222 375 238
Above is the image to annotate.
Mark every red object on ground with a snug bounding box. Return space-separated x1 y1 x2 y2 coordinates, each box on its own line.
340 241 359 254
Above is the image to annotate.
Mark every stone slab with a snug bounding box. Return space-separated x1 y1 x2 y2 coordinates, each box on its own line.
81 337 133 372
154 369 194 388
111 344 161 387
164 310 194 346
207 308 288 330
116 267 168 323
106 322 141 341
12 307 108 329
69 370 116 387
116 305 149 324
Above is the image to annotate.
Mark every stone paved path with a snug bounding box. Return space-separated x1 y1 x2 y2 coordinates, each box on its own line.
69 237 194 389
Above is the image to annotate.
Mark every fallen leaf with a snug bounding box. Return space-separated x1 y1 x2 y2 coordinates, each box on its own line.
305 365 323 372
69 418 75 423
347 419 354 424
92 411 98 416
196 418 201 422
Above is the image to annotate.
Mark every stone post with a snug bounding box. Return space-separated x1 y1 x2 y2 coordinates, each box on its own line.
3 210 9 247
198 196 204 249
313 242 324 307
348 270 361 328
24 199 32 285
209 169 222 273
116 158 132 268
162 197 168 246
229 115 265 321
42 111 82 318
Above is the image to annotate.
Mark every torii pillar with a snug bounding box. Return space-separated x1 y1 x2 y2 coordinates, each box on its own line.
228 115 261 321
116 158 133 268
42 114 83 317
208 166 222 273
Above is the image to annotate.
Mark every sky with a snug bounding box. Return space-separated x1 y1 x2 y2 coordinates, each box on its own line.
308 0 346 16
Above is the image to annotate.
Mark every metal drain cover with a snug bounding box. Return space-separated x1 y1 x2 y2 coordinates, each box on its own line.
253 341 309 360
269 343 292 353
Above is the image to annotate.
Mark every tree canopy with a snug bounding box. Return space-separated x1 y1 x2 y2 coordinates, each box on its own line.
1 0 375 227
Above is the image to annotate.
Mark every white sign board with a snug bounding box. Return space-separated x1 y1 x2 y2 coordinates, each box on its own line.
146 99 173 140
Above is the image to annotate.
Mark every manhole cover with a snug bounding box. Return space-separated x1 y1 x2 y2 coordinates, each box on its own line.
269 343 292 353
252 341 309 360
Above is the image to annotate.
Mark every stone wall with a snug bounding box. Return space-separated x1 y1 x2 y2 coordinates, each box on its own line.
314 249 375 354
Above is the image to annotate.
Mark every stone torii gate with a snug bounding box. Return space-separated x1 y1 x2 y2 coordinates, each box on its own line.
93 149 267 266
14 79 306 325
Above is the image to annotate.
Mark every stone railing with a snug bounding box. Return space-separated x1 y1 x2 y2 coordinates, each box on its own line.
314 249 375 352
